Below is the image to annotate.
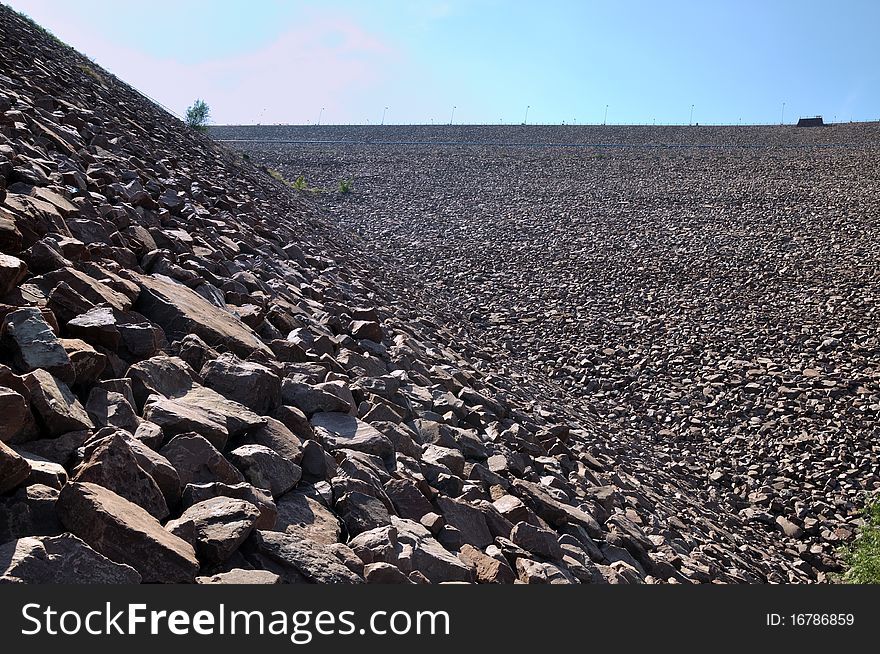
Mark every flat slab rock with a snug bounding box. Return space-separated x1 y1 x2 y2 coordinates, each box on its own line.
0 534 141 584
144 385 265 450
24 368 94 437
1 307 73 383
310 412 394 460
57 482 199 583
134 273 272 358
274 491 342 545
196 569 281 584
245 530 364 584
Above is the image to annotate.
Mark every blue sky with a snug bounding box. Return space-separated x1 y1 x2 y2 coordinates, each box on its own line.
6 0 879 125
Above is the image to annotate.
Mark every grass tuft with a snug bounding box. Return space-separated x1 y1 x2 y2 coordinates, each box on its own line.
840 496 880 583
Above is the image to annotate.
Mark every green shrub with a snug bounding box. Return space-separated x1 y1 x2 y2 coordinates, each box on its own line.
840 497 880 583
338 178 354 194
293 175 308 190
185 99 210 132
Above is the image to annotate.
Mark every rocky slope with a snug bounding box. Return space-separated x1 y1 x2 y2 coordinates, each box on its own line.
0 6 868 584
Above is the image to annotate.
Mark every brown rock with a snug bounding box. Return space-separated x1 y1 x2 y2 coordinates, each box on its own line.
143 385 265 450
364 561 412 583
0 386 30 442
61 337 106 386
350 320 383 343
0 440 31 494
159 433 245 487
384 478 434 521
57 482 199 583
0 253 27 295
134 273 272 358
434 496 493 548
181 481 277 530
13 449 68 489
274 491 342 544
335 491 392 537
23 369 93 436
238 416 302 463
458 543 515 583
510 521 563 560
73 430 169 520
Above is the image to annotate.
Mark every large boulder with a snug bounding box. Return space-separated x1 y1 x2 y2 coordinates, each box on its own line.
348 520 474 583
57 482 199 583
0 385 31 442
281 380 351 415
310 412 394 460
434 496 493 549
0 253 28 295
143 385 265 450
274 491 342 544
23 369 93 437
166 497 261 566
134 273 272 358
72 430 169 520
239 417 303 464
0 534 141 584
201 353 281 415
227 444 301 498
243 530 363 584
181 481 277 530
0 440 31 494
159 434 245 488
1 307 73 383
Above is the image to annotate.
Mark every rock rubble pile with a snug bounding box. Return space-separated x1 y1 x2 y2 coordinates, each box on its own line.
2 6 875 585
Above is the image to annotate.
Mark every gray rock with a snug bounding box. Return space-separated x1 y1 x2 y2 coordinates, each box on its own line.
196 569 281 584
244 530 363 583
166 497 261 565
23 369 93 437
1 308 73 383
311 412 394 460
282 380 351 415
201 353 281 415
228 444 301 497
0 534 141 584
181 481 277 530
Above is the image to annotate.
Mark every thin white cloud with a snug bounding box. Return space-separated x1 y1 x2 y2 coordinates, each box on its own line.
6 1 400 124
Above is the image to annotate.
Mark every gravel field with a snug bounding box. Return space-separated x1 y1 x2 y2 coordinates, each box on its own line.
223 124 880 580
4 5 877 586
